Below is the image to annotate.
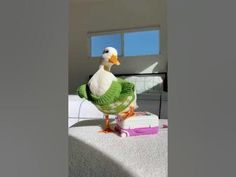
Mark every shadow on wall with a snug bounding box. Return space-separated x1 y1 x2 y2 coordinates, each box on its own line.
113 57 166 74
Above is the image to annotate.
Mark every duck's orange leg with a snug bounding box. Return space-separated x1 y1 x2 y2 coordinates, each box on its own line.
122 106 135 119
99 115 113 133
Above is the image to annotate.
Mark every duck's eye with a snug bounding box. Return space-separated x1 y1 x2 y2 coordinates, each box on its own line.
103 50 108 54
105 50 109 53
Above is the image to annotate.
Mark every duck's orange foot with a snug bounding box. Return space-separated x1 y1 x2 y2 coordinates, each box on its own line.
122 106 135 119
98 128 113 134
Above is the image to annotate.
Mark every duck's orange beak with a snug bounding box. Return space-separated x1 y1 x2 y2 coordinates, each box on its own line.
109 55 120 65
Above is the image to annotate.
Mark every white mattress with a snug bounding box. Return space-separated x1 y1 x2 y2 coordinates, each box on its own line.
69 119 168 177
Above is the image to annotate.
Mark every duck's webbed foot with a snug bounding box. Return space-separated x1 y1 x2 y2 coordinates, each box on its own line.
98 114 114 133
98 128 113 133
121 106 135 119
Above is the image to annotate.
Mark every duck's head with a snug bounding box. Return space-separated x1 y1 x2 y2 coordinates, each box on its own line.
101 47 120 70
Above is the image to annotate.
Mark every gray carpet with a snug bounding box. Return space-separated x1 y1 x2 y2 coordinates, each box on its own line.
69 119 168 177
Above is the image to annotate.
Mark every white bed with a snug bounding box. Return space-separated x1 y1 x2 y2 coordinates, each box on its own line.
69 119 168 177
68 95 168 177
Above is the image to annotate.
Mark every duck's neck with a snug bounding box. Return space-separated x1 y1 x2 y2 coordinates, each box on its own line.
104 64 111 71
100 62 112 72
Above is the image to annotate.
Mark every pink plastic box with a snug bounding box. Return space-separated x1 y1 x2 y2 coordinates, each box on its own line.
114 112 159 137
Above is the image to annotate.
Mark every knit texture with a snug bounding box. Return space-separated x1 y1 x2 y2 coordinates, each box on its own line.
77 78 135 114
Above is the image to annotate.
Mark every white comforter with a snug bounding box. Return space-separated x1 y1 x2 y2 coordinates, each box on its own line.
69 119 168 177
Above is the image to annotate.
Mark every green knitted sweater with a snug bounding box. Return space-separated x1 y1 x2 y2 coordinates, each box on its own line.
77 78 135 115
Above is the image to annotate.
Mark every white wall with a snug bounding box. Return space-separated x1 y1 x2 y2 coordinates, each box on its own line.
69 0 167 93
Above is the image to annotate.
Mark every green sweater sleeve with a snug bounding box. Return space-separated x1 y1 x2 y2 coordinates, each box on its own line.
76 84 88 99
117 78 135 100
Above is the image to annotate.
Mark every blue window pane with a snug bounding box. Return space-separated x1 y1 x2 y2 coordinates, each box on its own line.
91 34 121 57
124 30 160 56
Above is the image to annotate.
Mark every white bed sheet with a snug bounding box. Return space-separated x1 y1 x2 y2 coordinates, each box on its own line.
69 119 168 177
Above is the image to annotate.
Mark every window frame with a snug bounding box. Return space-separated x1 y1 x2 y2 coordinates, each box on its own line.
87 26 161 59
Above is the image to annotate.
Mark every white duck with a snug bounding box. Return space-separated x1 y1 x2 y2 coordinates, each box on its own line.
88 47 119 97
78 47 137 133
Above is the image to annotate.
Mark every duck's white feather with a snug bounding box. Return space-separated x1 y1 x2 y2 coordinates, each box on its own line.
88 66 117 97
